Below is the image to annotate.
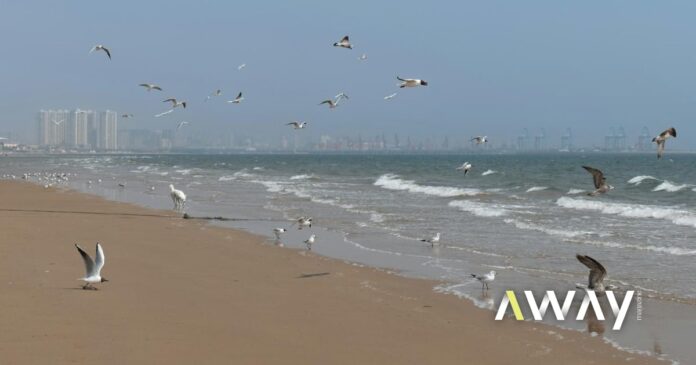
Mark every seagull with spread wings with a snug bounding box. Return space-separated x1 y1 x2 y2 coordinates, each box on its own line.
582 166 612 196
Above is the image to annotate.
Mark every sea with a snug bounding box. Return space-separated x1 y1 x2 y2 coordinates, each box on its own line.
2 152 694 364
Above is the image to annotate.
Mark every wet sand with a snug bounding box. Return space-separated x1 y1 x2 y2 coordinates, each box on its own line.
0 181 662 364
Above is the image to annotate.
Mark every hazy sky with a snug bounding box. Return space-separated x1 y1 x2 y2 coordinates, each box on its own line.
1 1 695 148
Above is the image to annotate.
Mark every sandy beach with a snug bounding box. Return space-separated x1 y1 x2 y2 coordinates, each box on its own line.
0 180 662 364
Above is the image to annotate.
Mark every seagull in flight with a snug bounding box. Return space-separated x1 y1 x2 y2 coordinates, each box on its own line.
576 254 612 294
333 35 352 49
121 114 134 119
75 243 108 290
582 166 612 196
163 98 187 109
653 127 677 159
456 162 472 175
397 76 428 88
89 44 111 59
52 119 65 126
154 109 174 118
471 136 488 144
471 271 496 291
358 53 367 61
139 83 162 92
176 121 189 130
319 93 349 109
383 93 397 101
304 234 316 250
227 92 244 104
420 232 441 247
296 216 313 229
238 63 246 70
287 121 308 129
205 89 222 102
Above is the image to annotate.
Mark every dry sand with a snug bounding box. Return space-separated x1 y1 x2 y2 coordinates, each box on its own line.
0 181 661 364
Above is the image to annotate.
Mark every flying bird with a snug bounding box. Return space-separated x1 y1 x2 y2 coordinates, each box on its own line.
287 121 308 129
420 232 441 247
52 119 65 126
227 92 244 104
397 76 428 88
176 121 189 130
139 83 162 92
652 127 677 159
471 136 488 144
456 162 472 175
121 114 134 119
333 35 352 49
238 63 246 70
471 270 496 291
383 93 397 101
304 234 316 250
163 98 187 109
169 184 186 211
319 93 348 109
89 44 111 59
154 109 174 118
75 243 108 290
296 216 313 229
582 166 611 196
358 53 367 61
576 254 610 294
205 89 222 102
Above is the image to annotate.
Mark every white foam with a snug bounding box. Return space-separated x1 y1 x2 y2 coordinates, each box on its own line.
566 188 585 195
481 169 497 176
526 186 548 193
175 169 192 175
374 174 482 197
290 174 314 180
653 181 690 192
556 197 696 228
627 175 657 185
448 200 507 217
504 218 592 238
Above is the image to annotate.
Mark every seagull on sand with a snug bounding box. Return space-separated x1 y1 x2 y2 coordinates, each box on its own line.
582 166 612 196
75 243 108 290
397 76 428 88
296 216 313 229
420 232 441 247
169 184 186 210
471 270 496 291
383 93 397 101
471 136 488 145
304 234 316 250
456 162 472 175
176 121 189 131
653 127 677 159
227 92 244 104
89 44 111 59
333 35 352 49
163 98 187 109
139 83 162 92
287 121 308 129
576 254 613 294
273 227 287 240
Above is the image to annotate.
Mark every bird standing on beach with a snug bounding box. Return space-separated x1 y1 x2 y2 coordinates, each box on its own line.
287 121 308 129
75 243 108 290
397 76 428 88
653 127 677 159
333 35 352 49
273 227 287 240
139 83 162 92
456 162 472 175
582 166 612 196
89 44 111 59
576 254 611 294
304 234 316 250
420 232 441 247
169 184 187 211
471 270 496 291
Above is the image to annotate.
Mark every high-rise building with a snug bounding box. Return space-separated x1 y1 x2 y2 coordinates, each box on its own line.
97 110 118 150
65 109 92 148
36 109 69 146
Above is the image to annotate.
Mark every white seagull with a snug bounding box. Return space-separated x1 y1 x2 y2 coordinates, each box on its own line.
471 136 488 144
296 216 313 229
319 93 348 109
576 254 611 294
52 119 65 126
205 89 222 102
227 92 244 104
397 76 428 88
139 83 162 92
304 234 316 250
169 184 187 210
333 35 352 49
456 162 472 175
420 232 441 247
471 270 496 291
154 109 174 118
273 227 287 240
383 93 397 101
287 121 308 129
653 127 677 159
75 243 108 290
582 166 612 196
163 98 187 109
89 44 111 59
238 63 246 70
176 121 189 131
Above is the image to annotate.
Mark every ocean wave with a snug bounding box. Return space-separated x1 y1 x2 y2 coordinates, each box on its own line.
448 200 507 217
481 169 497 176
627 175 657 185
290 174 315 180
525 186 548 193
504 218 592 238
218 170 254 181
556 197 696 228
374 174 482 197
566 188 585 195
251 180 284 193
175 169 192 175
653 181 691 192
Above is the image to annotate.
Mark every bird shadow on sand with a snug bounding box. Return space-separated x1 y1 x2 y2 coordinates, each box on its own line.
296 272 331 279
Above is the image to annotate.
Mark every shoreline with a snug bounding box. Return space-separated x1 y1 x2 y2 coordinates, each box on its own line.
0 180 666 364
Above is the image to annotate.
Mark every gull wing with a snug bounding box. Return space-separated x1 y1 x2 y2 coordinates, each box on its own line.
236 92 242 99
396 76 406 81
582 166 605 189
94 243 105 275
656 140 665 159
341 35 349 43
660 127 677 139
152 85 162 91
576 254 607 289
75 244 96 277
319 100 333 106
101 47 111 59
